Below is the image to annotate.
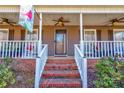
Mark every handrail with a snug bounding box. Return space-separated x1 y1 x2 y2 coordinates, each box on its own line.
75 44 84 57
74 44 87 88
38 44 47 57
34 44 48 88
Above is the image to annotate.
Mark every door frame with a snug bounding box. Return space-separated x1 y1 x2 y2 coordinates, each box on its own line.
54 28 68 56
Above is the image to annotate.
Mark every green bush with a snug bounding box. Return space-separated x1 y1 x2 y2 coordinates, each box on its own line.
0 58 15 88
93 57 124 88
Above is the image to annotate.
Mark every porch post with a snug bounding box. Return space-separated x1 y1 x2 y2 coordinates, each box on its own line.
80 13 84 56
38 12 42 55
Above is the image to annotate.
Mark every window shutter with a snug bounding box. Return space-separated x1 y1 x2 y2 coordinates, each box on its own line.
21 29 25 40
108 30 113 41
9 29 14 40
96 30 101 41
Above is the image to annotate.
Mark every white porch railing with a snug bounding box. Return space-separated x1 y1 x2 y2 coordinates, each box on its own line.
74 44 87 88
34 44 48 88
83 41 124 58
0 40 38 58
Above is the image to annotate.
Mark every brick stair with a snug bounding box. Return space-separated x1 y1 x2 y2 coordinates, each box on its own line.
40 59 82 88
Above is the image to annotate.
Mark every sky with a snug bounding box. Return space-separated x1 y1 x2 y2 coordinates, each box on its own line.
0 0 124 5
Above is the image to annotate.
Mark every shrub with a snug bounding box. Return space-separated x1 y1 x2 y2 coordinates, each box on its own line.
0 58 15 88
93 57 124 88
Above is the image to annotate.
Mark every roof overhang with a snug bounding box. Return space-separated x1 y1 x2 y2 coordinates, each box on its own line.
1 5 124 13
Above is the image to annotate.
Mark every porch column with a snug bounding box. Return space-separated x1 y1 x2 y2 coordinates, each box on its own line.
38 12 42 55
80 13 84 56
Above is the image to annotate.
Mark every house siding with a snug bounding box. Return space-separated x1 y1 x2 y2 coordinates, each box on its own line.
42 26 80 56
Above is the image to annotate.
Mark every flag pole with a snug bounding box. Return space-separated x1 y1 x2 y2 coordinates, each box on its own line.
34 9 41 20
37 12 42 55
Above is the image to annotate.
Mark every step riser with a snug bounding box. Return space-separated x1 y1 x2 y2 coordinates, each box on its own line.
41 84 81 88
47 62 75 64
47 60 75 64
42 74 80 78
44 66 78 70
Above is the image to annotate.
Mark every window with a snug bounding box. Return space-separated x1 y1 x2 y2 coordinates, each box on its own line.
114 29 124 41
84 29 96 41
25 29 38 40
0 29 8 40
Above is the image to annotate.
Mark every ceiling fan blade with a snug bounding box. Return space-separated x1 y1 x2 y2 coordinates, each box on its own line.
103 21 112 26
52 20 58 21
63 20 70 23
62 23 64 26
118 17 124 21
55 22 58 26
117 21 124 23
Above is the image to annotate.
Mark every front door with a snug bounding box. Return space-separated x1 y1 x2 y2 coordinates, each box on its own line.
55 30 67 55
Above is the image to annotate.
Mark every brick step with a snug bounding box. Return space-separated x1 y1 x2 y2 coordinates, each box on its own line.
44 64 77 70
47 59 75 64
42 70 80 78
40 78 82 88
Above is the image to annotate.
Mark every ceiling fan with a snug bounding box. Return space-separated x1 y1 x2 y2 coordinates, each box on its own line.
0 18 17 26
106 16 124 26
52 17 70 26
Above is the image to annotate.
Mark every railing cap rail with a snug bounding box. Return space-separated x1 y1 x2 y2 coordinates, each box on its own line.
37 44 48 58
75 44 84 58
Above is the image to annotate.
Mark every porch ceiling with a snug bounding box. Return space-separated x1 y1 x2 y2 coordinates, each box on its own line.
0 13 124 26
43 13 124 26
0 13 39 26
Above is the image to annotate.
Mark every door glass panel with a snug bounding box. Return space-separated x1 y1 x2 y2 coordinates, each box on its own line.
55 30 66 55
57 34 64 42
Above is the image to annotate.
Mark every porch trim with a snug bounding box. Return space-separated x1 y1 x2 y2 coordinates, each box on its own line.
1 5 124 14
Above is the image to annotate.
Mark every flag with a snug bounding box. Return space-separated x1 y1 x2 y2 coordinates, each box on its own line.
19 5 35 33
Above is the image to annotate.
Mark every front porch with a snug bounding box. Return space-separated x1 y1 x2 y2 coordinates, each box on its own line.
1 7 124 88
0 12 124 58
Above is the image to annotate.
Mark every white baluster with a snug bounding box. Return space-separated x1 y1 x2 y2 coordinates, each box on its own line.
2 42 4 58
8 41 11 57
